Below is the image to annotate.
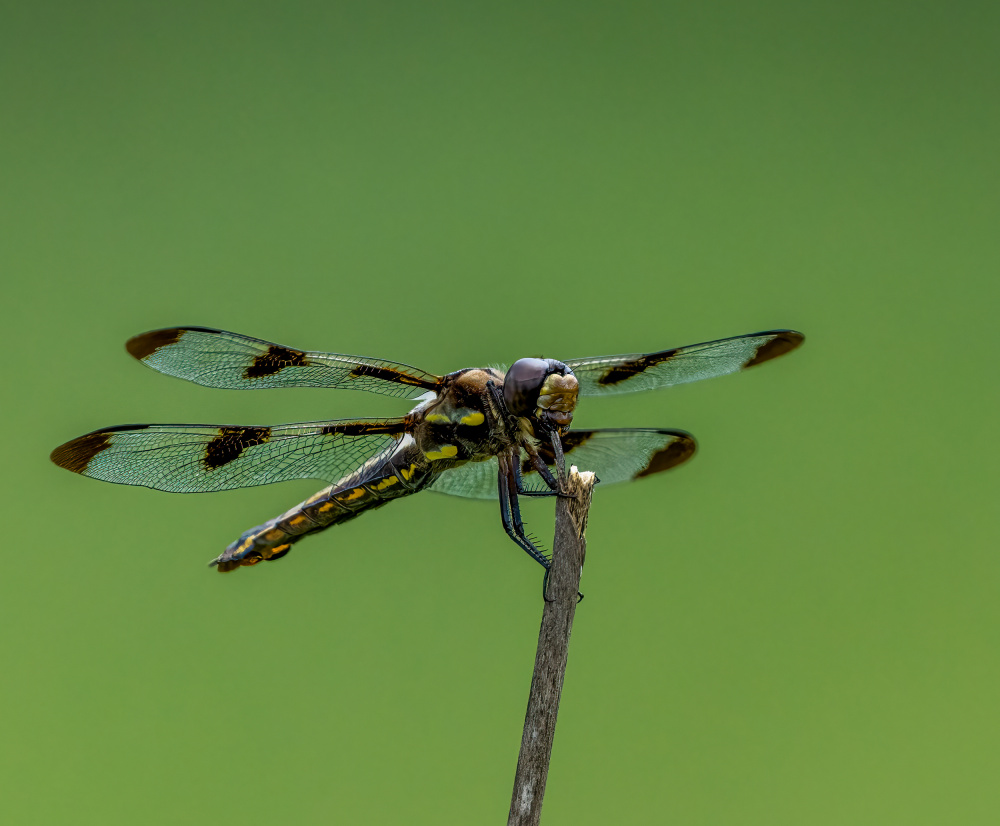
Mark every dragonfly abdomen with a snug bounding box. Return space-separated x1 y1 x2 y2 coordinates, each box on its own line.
212 452 431 572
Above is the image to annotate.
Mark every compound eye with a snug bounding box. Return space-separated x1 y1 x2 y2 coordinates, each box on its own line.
503 358 550 416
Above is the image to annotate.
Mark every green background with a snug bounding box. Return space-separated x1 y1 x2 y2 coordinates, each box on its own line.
3 2 997 823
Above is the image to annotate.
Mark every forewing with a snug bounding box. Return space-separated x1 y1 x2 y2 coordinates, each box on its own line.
126 327 441 397
427 429 696 500
50 419 408 492
566 330 804 396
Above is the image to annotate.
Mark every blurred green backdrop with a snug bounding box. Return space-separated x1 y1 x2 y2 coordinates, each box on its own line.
3 1 997 823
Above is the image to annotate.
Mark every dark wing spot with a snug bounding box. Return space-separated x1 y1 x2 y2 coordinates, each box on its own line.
51 424 154 473
126 326 230 361
597 361 642 387
204 426 271 470
50 431 114 474
348 364 437 389
126 328 186 361
244 345 309 380
745 331 805 368
635 433 697 478
320 421 409 437
597 349 679 386
524 430 595 473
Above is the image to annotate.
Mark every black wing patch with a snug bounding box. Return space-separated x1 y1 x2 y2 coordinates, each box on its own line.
50 419 409 492
427 429 696 500
125 327 441 397
566 330 804 396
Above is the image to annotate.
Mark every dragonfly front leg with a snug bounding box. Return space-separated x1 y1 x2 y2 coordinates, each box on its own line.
514 449 573 498
526 422 569 491
546 426 567 485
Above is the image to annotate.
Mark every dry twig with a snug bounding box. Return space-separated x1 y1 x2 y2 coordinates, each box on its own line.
508 467 596 826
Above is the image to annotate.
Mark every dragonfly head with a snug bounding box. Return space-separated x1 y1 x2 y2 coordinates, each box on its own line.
503 358 579 430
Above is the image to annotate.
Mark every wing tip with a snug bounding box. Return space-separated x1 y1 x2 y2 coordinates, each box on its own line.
635 431 697 479
51 424 154 474
744 330 805 368
125 326 222 361
126 327 185 361
50 431 113 474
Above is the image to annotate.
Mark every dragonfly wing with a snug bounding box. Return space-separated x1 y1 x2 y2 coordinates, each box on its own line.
126 327 441 397
427 457 500 500
427 429 696 499
566 330 804 396
50 418 409 492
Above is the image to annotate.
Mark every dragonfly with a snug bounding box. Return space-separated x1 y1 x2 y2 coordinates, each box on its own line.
51 326 804 573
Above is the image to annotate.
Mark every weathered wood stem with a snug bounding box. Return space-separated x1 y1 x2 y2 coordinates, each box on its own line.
508 467 595 826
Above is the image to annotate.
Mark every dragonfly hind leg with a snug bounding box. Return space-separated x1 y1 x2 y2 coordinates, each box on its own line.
498 452 586 602
497 454 550 569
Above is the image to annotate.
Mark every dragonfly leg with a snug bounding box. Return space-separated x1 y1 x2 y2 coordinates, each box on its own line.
497 454 550 569
514 452 572 498
523 442 559 490
522 437 579 500
547 427 567 484
499 453 584 601
485 379 515 430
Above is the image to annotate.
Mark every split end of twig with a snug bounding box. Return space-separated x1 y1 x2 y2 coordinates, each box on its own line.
558 466 595 563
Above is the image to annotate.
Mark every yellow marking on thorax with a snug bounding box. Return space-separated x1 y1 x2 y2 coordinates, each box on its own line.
400 464 417 481
425 413 450 424
459 411 484 426
425 444 458 461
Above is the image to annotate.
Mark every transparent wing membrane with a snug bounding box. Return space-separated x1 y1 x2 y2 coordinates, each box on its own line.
428 429 696 500
50 419 408 493
566 330 804 396
126 327 441 397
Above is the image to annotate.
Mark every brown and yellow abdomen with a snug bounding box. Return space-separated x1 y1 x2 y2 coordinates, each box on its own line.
212 449 431 572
